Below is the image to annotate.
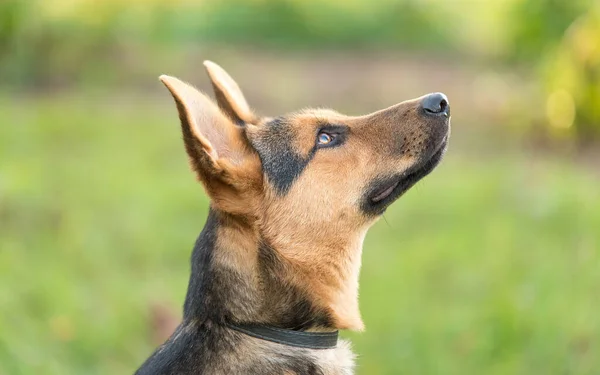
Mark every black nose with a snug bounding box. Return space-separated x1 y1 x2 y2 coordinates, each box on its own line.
421 92 450 116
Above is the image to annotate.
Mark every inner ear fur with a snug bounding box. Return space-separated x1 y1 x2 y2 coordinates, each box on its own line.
159 74 262 213
203 60 255 125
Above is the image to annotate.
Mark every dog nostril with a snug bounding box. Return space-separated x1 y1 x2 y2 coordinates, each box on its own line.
421 92 450 116
439 99 448 112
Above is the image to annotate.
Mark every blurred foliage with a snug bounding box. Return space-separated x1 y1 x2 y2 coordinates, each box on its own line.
0 0 122 87
1 0 599 143
194 0 453 50
539 5 600 140
0 0 456 87
500 0 600 142
505 0 591 62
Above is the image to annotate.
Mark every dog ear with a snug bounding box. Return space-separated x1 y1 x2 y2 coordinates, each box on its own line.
203 60 255 125
159 75 260 200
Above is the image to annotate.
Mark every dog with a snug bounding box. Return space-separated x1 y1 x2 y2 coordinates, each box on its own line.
135 61 450 374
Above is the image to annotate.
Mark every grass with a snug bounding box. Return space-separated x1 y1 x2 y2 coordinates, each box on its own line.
0 93 598 375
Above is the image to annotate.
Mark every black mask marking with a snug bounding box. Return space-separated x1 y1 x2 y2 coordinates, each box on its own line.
253 118 316 195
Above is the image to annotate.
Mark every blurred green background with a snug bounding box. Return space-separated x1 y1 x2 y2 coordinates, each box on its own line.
1 0 599 374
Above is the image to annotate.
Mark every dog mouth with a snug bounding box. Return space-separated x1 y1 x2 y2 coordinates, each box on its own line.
363 136 448 214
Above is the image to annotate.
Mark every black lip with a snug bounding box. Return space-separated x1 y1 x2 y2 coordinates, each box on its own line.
362 136 448 215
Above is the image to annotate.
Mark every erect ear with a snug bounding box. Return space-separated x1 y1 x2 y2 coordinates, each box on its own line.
203 60 255 125
159 74 257 188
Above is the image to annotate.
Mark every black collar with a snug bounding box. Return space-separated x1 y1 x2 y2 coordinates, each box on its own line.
226 323 339 349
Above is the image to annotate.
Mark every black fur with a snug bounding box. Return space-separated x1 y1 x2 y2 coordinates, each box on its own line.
251 119 350 195
136 322 237 375
135 209 242 374
182 209 219 320
135 209 335 374
252 117 316 195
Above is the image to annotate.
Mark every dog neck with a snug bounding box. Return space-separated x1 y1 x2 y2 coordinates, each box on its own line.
182 208 366 332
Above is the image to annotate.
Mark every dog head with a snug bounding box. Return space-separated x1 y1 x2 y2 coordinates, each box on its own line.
160 61 450 329
161 60 449 226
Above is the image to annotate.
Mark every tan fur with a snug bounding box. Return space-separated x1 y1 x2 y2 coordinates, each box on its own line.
203 60 255 124
250 107 422 329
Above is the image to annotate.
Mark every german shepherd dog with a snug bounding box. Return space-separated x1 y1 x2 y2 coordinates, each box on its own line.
135 61 450 374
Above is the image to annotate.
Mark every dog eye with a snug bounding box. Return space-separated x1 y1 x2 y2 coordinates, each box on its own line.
317 132 334 145
315 125 347 149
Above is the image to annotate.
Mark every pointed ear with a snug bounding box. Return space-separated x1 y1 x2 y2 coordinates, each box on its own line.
203 60 255 125
159 74 252 181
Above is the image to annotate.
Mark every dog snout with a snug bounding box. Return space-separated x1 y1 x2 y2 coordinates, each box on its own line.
421 92 450 117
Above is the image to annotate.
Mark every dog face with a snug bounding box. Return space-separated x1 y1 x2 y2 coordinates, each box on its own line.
161 60 448 223
160 62 449 328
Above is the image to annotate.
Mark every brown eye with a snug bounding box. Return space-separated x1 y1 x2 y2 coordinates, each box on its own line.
317 132 334 145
